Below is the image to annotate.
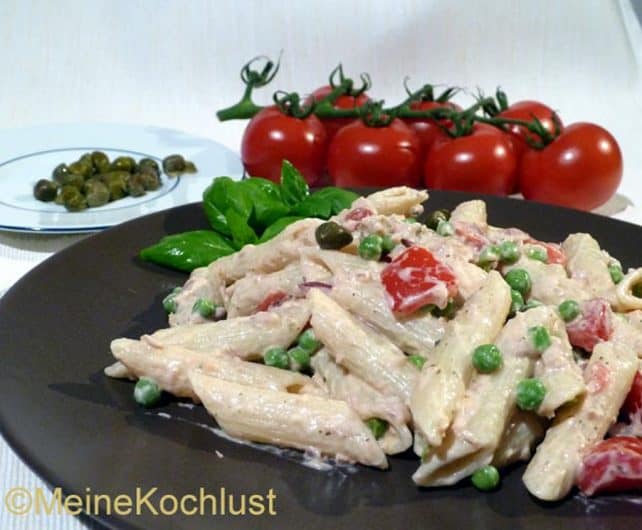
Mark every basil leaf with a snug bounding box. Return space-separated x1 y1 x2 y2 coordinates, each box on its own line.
139 230 235 272
313 187 360 215
202 177 237 234
240 178 290 228
290 193 333 218
280 160 309 206
202 197 229 235
226 208 258 249
259 216 303 243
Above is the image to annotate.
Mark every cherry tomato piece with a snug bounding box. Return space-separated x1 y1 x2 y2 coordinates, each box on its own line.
327 119 422 188
257 291 289 312
307 86 369 142
526 239 567 265
520 122 622 211
622 371 642 419
381 246 458 315
424 123 518 195
241 106 327 185
577 437 642 496
566 298 613 352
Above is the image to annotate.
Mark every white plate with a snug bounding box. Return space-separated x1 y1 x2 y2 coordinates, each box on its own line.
0 123 243 233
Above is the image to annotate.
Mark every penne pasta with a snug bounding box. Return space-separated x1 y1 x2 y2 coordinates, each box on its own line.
189 370 389 469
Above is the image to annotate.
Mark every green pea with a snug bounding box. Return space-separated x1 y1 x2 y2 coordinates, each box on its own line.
365 418 388 440
526 246 548 263
162 287 181 314
478 245 500 269
264 347 289 370
472 344 503 373
521 299 543 311
358 234 383 261
498 241 520 264
558 300 580 322
436 219 454 237
404 217 418 224
315 222 353 250
436 299 458 319
510 289 524 316
425 209 450 230
288 346 311 372
408 355 426 370
504 269 532 296
134 377 162 408
608 263 624 284
471 465 500 491
192 298 215 318
516 378 546 411
529 326 551 352
297 328 321 354
381 234 395 253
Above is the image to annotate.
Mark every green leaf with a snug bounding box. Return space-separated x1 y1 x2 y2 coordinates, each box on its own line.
259 216 303 243
280 160 309 206
202 198 229 235
226 208 258 249
202 177 237 234
290 187 359 219
139 230 235 272
240 178 290 228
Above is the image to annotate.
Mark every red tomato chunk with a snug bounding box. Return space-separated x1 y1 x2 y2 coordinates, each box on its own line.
622 371 642 419
566 299 613 352
381 247 458 315
257 291 289 312
577 437 642 496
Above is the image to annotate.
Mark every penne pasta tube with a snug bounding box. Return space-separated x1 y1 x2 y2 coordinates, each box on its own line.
449 200 487 225
492 410 547 468
189 370 388 469
562 233 615 303
615 268 642 311
366 187 428 216
111 339 320 400
169 266 223 327
413 306 557 486
311 349 412 454
410 271 511 447
139 300 310 359
308 288 418 403
522 321 638 501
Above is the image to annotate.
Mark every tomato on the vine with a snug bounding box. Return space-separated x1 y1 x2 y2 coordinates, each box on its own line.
519 122 622 211
307 86 369 142
327 118 422 187
404 100 461 156
423 123 517 195
241 106 327 185
498 100 560 160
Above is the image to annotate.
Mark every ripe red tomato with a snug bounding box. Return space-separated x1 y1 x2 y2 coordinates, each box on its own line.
565 298 613 352
327 118 422 187
423 123 518 195
519 122 622 211
622 370 642 419
241 106 327 185
380 246 458 315
307 86 369 142
404 100 461 156
497 100 560 160
577 437 642 496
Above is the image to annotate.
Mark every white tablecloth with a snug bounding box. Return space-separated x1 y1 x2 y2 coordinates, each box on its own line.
1 1 641 529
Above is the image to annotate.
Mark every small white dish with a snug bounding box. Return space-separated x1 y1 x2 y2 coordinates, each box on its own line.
0 123 243 233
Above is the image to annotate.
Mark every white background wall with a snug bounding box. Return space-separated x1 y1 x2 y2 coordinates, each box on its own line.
0 0 641 199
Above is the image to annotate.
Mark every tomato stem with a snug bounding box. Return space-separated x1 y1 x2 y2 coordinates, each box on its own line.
216 55 281 121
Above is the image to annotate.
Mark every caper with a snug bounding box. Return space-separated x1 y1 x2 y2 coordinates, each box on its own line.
60 186 87 212
102 171 128 200
84 180 110 207
425 209 451 230
52 163 70 184
91 151 110 173
315 221 353 250
110 156 136 173
138 158 160 177
68 160 93 179
33 179 58 202
127 173 146 197
183 160 197 173
57 170 85 190
162 154 186 177
139 168 161 191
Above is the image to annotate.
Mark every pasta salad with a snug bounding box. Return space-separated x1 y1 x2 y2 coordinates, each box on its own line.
105 187 642 501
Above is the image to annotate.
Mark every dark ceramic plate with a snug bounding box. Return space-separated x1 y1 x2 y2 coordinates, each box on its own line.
1 191 641 530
